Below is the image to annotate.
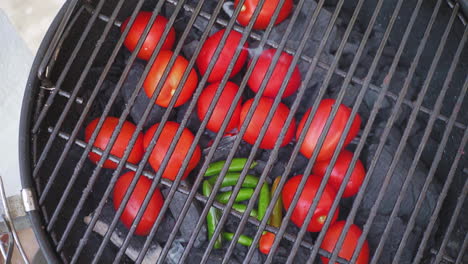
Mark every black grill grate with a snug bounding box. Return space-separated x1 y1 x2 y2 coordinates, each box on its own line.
23 0 468 263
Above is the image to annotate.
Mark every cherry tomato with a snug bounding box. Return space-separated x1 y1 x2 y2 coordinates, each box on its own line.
197 81 242 133
143 50 198 107
84 117 144 169
259 232 276 255
312 150 366 198
121 12 176 61
248 49 301 98
239 97 296 149
143 121 201 181
320 221 370 264
234 0 293 30
296 99 361 161
282 175 339 232
196 29 249 83
113 171 164 236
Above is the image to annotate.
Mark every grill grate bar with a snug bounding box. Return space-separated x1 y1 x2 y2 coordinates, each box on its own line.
319 0 454 263
131 1 257 262
371 24 468 264
35 0 129 205
37 0 144 232
346 4 460 264
166 0 468 132
108 0 245 263
102 0 269 262
446 0 467 25
44 0 182 254
412 128 468 263
262 0 404 260
293 0 399 262
455 233 468 264
48 127 340 253
152 0 313 262
259 0 370 260
31 0 107 135
37 0 80 81
392 77 468 262
202 0 346 262
304 0 419 261
221 0 381 260
30 0 468 263
58 0 203 261
32 0 109 178
55 90 84 104
216 0 341 262
434 178 468 264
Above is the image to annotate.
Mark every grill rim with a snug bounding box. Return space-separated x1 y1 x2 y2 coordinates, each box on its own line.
19 1 69 263
18 0 468 263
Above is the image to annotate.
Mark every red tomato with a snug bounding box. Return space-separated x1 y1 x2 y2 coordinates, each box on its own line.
197 81 242 133
143 50 198 107
143 121 201 181
113 171 164 236
248 49 301 98
312 150 366 198
296 99 361 161
239 97 296 149
234 0 293 30
282 175 339 232
196 29 249 83
259 232 276 255
84 117 144 169
320 221 370 264
121 12 176 60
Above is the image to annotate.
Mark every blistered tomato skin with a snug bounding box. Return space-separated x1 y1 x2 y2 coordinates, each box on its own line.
143 51 198 108
247 49 301 98
312 150 366 198
143 121 201 181
121 12 176 60
197 81 242 133
84 117 144 169
282 175 339 232
113 171 164 236
196 29 249 82
239 97 296 149
234 0 294 30
296 99 361 161
320 221 370 264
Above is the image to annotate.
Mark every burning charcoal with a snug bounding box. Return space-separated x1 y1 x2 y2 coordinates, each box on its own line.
352 125 441 263
182 39 201 59
167 238 185 264
202 134 254 162
176 101 203 133
162 184 207 248
188 247 237 264
268 0 336 89
84 207 162 264
359 215 425 264
120 59 171 130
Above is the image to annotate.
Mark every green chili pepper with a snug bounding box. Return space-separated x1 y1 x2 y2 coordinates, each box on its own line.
205 158 258 177
270 177 283 227
231 203 258 218
257 182 270 221
259 177 283 255
207 172 259 188
222 232 253 247
215 188 254 204
203 181 222 249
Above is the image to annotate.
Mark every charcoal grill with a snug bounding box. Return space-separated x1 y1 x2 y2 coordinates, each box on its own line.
18 0 467 263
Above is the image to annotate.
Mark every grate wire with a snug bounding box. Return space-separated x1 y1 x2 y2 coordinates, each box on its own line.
28 0 468 263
